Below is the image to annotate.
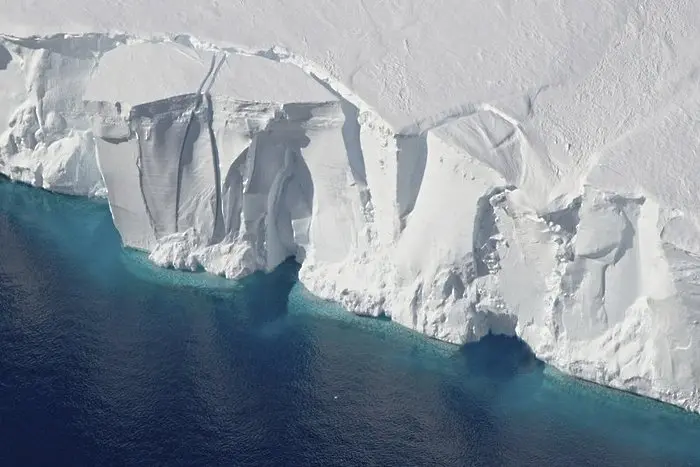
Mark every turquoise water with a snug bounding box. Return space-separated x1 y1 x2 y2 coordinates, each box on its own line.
0 177 699 466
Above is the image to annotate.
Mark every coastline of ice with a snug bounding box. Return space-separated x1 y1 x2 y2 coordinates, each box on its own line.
1 28 699 414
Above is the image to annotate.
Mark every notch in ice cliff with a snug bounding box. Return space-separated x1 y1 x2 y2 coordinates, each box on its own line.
0 33 698 414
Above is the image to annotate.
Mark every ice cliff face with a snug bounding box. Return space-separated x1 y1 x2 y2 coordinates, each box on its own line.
0 32 699 414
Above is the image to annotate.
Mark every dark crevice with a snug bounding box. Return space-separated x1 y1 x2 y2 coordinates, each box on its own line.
100 136 130 145
133 128 159 239
542 196 582 236
0 43 11 70
396 134 428 230
205 93 225 244
174 96 203 232
308 75 369 188
242 134 259 195
221 147 248 236
204 54 227 94
197 55 217 95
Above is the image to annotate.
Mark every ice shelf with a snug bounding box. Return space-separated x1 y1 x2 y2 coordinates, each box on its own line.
1 4 700 414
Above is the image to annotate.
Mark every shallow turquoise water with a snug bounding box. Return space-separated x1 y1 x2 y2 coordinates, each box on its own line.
0 177 699 466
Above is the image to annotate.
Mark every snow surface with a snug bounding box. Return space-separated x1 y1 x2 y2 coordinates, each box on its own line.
1 1 700 412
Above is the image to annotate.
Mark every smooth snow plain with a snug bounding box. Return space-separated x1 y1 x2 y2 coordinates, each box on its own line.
0 0 699 413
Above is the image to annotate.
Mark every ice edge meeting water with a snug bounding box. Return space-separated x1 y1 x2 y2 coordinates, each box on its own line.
0 178 699 466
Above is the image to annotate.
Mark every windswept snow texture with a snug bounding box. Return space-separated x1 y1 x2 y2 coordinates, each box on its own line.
1 0 700 414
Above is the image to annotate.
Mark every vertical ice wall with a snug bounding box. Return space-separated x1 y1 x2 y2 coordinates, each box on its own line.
80 41 356 277
0 35 117 196
0 35 698 413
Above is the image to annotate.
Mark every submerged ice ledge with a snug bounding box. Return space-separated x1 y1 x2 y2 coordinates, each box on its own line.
0 32 698 414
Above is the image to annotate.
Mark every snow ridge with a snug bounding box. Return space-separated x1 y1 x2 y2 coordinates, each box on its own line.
0 32 699 414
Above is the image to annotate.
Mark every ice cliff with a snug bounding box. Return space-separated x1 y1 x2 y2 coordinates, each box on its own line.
1 0 700 414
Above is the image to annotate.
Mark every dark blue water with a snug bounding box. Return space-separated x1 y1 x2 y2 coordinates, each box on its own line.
0 178 699 467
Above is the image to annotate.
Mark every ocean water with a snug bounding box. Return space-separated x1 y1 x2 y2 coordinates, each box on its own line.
0 178 699 467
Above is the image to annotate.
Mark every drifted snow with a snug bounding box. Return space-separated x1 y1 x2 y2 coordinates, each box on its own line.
1 1 700 413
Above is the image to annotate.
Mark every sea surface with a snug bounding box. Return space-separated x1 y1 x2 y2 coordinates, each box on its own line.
0 178 699 467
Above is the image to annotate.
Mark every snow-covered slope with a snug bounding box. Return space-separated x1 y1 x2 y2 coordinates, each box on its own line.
1 1 700 412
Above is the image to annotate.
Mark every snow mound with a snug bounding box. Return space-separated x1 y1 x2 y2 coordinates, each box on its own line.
1 25 699 414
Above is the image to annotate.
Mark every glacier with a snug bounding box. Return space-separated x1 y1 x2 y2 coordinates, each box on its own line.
1 0 700 413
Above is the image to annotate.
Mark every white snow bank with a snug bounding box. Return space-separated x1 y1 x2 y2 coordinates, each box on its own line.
1 10 700 415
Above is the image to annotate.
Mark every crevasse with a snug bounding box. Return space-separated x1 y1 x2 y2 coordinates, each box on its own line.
0 33 698 414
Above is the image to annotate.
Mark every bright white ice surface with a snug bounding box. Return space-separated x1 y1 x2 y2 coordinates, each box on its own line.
1 1 699 412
